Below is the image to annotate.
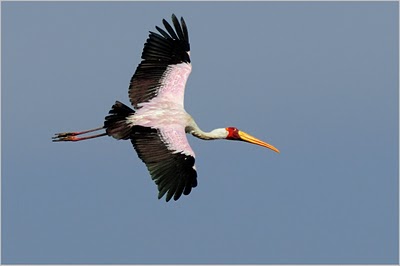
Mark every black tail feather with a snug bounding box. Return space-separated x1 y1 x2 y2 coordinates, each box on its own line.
104 101 135 140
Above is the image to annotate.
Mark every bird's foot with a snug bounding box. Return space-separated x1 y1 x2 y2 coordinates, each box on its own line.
52 132 79 142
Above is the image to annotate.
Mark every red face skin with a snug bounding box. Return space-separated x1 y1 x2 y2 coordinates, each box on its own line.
226 127 241 140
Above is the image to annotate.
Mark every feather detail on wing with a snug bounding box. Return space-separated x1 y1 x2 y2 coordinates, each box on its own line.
130 125 197 201
129 14 192 109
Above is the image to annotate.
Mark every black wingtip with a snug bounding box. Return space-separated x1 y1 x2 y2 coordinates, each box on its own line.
158 14 188 42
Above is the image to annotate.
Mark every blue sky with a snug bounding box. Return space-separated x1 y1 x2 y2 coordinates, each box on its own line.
2 1 398 264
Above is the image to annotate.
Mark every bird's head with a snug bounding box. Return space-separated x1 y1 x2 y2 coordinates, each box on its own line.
225 127 280 153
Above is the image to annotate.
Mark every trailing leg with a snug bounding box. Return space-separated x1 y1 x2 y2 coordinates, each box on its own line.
52 101 135 142
52 126 107 142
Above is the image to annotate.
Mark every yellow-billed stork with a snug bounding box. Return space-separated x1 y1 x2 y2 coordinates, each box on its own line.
53 14 280 202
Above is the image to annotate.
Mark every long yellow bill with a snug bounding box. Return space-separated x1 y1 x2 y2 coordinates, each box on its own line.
238 131 280 153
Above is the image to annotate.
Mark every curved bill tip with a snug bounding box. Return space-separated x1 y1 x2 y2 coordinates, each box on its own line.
238 131 280 153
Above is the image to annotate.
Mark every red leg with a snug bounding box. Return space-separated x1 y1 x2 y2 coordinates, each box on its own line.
52 126 107 142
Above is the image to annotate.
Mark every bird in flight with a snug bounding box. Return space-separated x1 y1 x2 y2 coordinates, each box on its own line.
53 14 280 202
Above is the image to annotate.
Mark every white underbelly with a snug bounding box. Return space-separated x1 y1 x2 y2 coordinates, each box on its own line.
127 100 192 129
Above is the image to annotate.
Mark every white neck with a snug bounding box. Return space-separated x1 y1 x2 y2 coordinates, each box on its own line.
189 127 228 140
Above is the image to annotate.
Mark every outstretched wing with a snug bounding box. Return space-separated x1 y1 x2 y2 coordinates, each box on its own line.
130 125 198 202
129 14 192 109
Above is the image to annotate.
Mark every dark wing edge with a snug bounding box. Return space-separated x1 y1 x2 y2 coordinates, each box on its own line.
128 14 191 108
130 126 198 202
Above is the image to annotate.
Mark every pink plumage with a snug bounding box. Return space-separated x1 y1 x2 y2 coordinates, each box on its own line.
53 14 280 202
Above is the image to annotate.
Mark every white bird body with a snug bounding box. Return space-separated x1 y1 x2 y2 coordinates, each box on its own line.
53 14 279 202
130 99 192 128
